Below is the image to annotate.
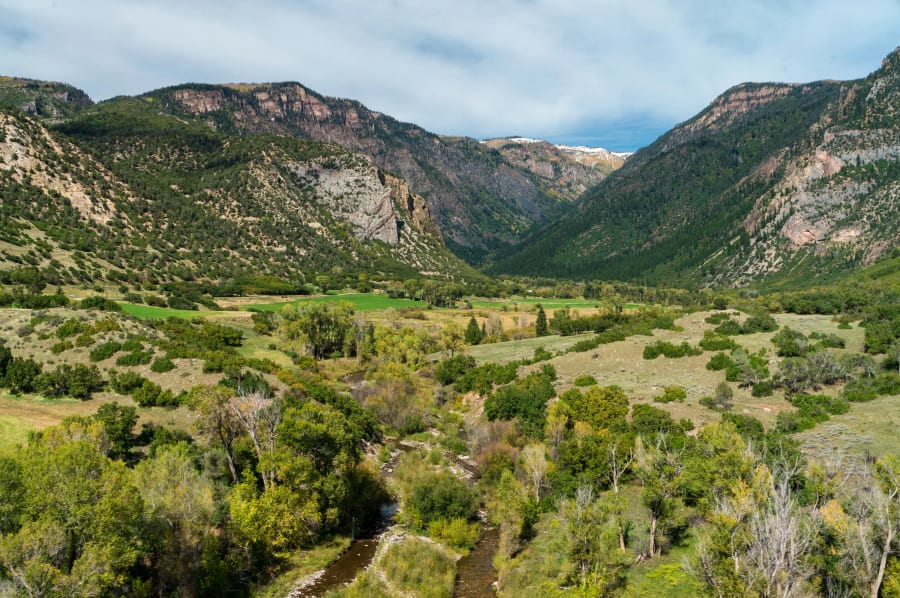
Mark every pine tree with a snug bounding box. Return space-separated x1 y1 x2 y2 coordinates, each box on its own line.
465 317 483 345
536 304 548 337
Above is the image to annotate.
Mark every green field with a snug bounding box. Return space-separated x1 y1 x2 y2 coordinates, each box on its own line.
117 302 211 319
470 297 640 310
0 414 32 449
246 293 426 312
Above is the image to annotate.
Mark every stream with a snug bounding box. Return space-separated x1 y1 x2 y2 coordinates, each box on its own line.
453 526 500 597
291 442 499 597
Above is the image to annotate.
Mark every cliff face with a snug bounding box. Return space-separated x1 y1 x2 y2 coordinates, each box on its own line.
497 48 900 286
149 83 581 260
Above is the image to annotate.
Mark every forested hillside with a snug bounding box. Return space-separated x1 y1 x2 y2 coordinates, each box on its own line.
496 48 900 287
0 97 480 290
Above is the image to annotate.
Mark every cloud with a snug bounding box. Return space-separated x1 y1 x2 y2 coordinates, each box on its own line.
1 0 898 149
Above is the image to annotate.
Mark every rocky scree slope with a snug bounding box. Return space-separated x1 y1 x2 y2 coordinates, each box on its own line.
495 48 900 287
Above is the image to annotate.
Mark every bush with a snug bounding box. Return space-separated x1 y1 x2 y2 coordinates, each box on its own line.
116 349 153 367
705 313 731 325
573 374 597 387
150 356 175 373
435 355 475 386
654 385 686 403
89 340 122 362
79 296 122 311
699 331 737 351
771 327 809 357
751 380 775 397
406 472 479 527
4 357 41 393
643 341 702 359
428 517 480 551
50 340 73 354
35 364 104 400
706 352 734 371
132 380 176 407
714 319 743 336
55 318 84 339
108 369 147 395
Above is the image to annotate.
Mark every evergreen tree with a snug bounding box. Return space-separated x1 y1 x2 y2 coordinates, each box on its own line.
465 317 483 345
535 304 548 337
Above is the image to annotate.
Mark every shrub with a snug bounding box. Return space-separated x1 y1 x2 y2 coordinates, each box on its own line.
654 385 686 403
428 517 480 551
699 331 737 351
573 374 597 387
643 341 702 359
74 332 94 347
132 380 177 407
751 380 775 397
150 356 175 373
705 312 731 325
90 341 122 362
4 357 41 393
79 296 122 311
714 319 743 336
406 472 479 527
108 369 147 395
50 340 73 354
116 350 153 367
35 364 104 400
771 327 809 357
706 352 734 371
55 318 84 339
435 355 475 386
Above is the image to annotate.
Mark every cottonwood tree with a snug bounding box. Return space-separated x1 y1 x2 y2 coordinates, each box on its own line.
280 301 355 360
558 485 628 592
189 384 242 483
604 439 635 551
636 436 685 558
843 455 900 598
519 443 550 502
229 389 281 490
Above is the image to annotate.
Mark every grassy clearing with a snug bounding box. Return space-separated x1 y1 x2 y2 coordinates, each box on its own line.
799 393 900 465
544 312 864 430
0 413 33 449
246 293 426 313
466 333 596 364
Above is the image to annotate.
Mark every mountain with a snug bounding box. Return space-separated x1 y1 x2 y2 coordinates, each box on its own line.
495 48 900 287
138 83 620 262
0 96 481 289
0 76 93 118
480 137 625 199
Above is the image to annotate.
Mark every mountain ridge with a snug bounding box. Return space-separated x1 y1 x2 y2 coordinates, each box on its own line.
494 47 900 287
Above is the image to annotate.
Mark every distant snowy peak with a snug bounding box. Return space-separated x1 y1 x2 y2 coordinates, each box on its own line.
556 144 633 160
482 137 632 161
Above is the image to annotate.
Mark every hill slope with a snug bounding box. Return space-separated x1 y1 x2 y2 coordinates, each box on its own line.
496 48 900 286
0 98 479 288
142 83 618 261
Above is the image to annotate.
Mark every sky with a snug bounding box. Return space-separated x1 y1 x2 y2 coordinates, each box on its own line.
1 1 898 151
